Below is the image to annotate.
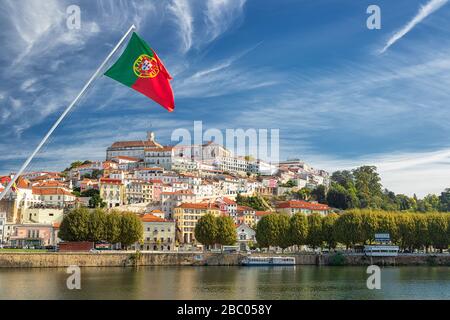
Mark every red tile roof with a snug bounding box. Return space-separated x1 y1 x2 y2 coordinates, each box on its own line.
99 178 122 184
32 188 75 197
176 203 220 210
140 214 168 223
144 146 174 152
237 205 255 212
35 180 66 188
161 190 194 195
222 197 236 205
113 156 141 162
110 140 160 148
277 200 330 211
256 211 272 217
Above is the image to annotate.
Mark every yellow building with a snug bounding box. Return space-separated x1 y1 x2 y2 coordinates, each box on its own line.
173 203 221 244
99 178 125 208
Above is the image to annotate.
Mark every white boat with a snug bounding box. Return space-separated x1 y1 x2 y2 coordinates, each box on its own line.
242 256 296 266
364 245 399 257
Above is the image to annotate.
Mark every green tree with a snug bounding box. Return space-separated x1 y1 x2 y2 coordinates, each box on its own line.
396 214 415 251
311 185 327 204
395 194 414 211
306 213 323 250
105 211 122 244
59 208 90 241
352 166 382 208
326 184 357 210
280 180 296 188
216 216 237 246
412 214 429 252
335 211 363 248
289 213 308 249
255 214 291 249
87 208 107 242
275 214 292 250
418 194 440 212
322 213 338 249
427 213 449 252
331 170 354 189
88 194 106 208
119 212 143 249
296 188 311 201
376 212 399 243
235 194 268 211
360 211 379 244
194 213 219 248
81 189 100 197
439 188 450 212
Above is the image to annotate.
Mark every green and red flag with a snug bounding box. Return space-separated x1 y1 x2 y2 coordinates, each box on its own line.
105 32 175 112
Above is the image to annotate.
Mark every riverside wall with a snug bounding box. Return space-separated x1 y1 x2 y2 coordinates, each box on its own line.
0 252 449 268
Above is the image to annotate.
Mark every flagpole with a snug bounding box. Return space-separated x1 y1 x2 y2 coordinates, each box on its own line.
0 24 136 201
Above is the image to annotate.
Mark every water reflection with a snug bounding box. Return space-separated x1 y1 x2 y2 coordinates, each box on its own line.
0 266 449 300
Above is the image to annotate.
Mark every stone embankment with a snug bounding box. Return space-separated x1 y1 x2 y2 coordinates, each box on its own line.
0 252 449 268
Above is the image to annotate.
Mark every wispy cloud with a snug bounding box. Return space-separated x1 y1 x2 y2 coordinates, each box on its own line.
205 0 247 42
167 0 194 53
380 0 448 53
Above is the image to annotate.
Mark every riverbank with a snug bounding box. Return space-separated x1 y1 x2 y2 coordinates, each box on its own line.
0 252 449 268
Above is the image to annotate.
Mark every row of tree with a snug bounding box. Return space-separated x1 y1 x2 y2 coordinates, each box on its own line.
59 208 143 248
255 210 450 252
194 214 237 248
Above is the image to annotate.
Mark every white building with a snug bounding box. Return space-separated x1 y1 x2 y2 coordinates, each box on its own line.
22 208 64 225
236 223 256 250
106 132 163 160
144 146 175 170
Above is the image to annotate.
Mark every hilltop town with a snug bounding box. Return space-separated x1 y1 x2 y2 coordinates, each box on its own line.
0 131 330 250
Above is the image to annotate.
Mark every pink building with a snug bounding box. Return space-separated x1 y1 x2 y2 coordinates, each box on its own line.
9 223 59 248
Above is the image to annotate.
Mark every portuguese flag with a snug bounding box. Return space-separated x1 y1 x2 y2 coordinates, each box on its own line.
105 32 175 112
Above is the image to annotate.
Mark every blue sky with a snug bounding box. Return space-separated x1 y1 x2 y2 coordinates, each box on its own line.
1 0 450 196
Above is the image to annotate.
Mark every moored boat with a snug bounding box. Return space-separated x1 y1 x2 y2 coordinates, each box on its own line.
242 256 296 266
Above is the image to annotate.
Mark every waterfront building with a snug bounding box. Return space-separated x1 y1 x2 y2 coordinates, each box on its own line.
236 223 256 251
9 223 60 248
173 203 221 244
135 214 176 251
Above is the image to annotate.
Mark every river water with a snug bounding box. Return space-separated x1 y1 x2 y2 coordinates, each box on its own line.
0 266 449 299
